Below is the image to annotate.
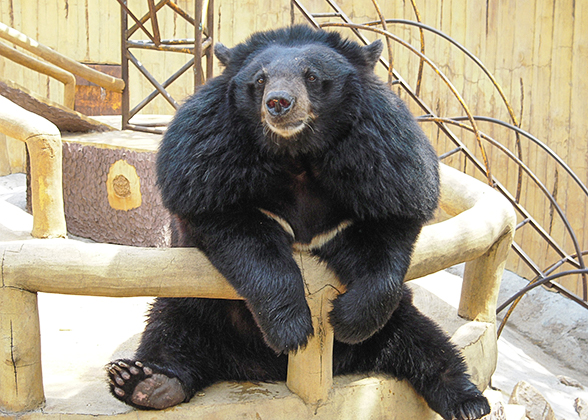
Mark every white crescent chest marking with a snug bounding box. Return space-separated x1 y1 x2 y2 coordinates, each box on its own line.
258 208 352 252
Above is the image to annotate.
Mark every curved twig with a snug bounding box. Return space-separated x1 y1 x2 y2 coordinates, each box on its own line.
369 0 394 86
408 1 426 96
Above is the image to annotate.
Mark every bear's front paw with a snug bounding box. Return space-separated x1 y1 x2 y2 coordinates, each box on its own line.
258 305 314 354
440 392 491 420
329 293 389 344
106 359 187 410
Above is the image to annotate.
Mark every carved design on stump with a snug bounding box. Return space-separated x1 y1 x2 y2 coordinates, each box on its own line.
61 142 172 247
107 159 141 211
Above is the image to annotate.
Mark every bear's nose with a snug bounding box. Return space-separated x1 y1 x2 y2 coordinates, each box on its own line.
265 91 294 116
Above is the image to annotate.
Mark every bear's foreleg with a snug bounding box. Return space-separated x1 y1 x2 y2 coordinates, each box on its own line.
314 216 422 344
184 209 314 354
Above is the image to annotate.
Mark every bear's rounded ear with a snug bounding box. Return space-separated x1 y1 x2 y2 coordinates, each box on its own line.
214 43 232 67
362 39 384 69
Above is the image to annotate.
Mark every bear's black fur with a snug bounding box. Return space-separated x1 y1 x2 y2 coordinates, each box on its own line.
107 25 490 419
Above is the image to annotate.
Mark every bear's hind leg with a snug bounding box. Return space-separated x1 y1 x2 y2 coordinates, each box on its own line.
107 298 288 410
338 286 490 420
106 297 223 410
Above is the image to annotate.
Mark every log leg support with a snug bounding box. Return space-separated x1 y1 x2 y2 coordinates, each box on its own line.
459 229 514 324
456 229 514 389
0 287 45 412
26 134 67 239
287 253 340 406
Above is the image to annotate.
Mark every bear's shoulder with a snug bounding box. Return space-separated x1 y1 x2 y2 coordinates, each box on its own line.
156 79 276 216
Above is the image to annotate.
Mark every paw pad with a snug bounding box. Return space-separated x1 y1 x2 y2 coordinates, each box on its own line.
107 360 151 398
106 359 187 410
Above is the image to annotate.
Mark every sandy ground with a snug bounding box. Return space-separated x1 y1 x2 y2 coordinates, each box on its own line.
1 172 587 419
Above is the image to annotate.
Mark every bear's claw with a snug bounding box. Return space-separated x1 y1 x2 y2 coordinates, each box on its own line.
106 359 186 410
442 392 491 420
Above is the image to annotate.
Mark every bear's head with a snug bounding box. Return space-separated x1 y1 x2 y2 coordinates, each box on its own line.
214 26 383 155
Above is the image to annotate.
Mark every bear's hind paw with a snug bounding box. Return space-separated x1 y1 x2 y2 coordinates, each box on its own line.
106 359 187 410
443 392 491 420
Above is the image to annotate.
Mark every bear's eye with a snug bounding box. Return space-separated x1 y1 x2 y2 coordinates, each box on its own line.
307 74 317 82
256 76 266 85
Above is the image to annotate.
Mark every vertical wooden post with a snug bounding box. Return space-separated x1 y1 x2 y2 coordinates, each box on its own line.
121 0 130 130
0 96 66 239
0 287 45 412
206 0 214 79
459 229 514 323
287 253 341 405
26 134 67 239
194 0 204 88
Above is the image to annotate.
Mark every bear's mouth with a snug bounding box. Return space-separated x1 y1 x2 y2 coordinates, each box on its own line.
264 120 308 138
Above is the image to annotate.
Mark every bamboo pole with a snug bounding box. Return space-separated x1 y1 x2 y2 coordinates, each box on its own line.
0 41 76 109
0 96 67 238
0 22 124 93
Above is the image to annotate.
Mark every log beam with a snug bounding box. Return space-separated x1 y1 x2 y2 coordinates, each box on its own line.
0 22 124 93
0 41 75 109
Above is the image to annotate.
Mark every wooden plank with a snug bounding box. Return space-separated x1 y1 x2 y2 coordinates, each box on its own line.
549 0 574 195
571 3 588 278
520 0 554 277
564 0 588 296
543 0 576 293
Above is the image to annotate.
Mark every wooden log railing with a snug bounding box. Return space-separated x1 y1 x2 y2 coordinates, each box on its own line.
0 41 76 109
0 22 125 95
0 162 516 415
0 96 66 239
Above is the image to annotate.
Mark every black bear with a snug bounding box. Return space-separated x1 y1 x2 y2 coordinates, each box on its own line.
107 25 490 419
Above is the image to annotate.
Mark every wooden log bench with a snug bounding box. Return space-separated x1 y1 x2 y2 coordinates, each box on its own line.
0 100 516 419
